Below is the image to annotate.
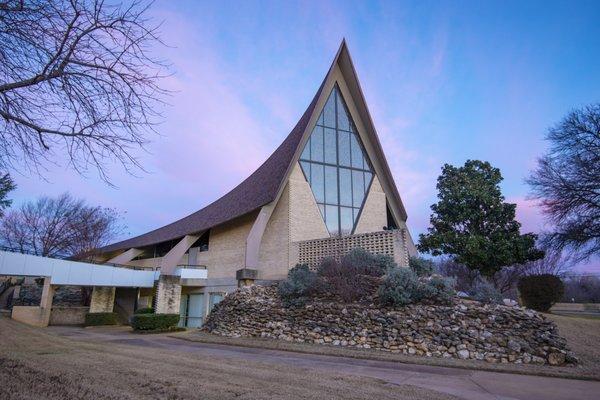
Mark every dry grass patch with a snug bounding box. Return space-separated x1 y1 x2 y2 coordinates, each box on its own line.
0 317 457 400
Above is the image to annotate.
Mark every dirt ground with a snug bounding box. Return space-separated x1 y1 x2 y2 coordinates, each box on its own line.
180 313 600 380
0 317 457 400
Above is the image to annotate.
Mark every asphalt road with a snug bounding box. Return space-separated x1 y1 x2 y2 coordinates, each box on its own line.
50 326 600 400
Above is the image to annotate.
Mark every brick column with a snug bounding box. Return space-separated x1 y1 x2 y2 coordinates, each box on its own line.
40 277 55 309
89 286 116 313
154 275 181 314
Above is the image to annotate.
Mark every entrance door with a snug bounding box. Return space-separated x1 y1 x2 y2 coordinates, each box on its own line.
178 293 205 328
187 294 204 328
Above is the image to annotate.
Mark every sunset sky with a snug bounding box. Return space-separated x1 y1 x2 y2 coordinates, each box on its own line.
9 0 600 272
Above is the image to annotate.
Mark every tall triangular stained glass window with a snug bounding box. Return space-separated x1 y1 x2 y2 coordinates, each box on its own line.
299 84 374 236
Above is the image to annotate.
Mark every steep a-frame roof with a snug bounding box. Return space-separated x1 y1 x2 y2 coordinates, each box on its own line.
98 40 409 254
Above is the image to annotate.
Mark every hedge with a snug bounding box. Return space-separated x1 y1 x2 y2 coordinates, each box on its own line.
85 312 119 326
518 274 564 312
131 313 180 331
134 307 154 314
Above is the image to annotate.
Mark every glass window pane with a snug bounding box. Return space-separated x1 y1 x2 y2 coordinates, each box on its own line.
318 109 324 126
353 208 360 224
350 133 364 169
300 161 311 184
209 293 223 312
318 204 325 219
340 207 353 235
300 137 310 160
311 163 324 203
324 128 336 164
339 168 352 206
352 170 365 207
325 205 339 236
337 94 350 131
310 126 324 162
325 166 338 204
187 294 204 328
323 91 336 128
338 131 351 167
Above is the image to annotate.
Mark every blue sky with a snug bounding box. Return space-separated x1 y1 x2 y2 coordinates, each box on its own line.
10 0 600 272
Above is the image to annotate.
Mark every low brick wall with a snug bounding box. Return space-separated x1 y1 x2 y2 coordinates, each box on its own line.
49 306 89 326
11 306 51 327
295 229 409 269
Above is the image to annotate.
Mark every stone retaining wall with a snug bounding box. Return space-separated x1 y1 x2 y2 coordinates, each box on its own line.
49 306 89 326
204 285 576 366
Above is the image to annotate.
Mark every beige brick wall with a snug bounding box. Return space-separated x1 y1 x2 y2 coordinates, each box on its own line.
258 183 291 280
296 229 410 269
354 175 387 234
288 163 329 243
11 306 52 327
154 275 181 314
195 211 257 279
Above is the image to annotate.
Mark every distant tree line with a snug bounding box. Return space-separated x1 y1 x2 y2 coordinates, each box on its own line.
0 178 122 258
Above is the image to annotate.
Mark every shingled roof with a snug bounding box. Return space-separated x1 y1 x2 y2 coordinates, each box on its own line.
98 74 326 254
98 40 410 255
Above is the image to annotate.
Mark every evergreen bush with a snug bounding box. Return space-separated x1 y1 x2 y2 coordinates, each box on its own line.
131 313 180 331
134 307 154 314
278 264 319 303
470 279 503 304
409 256 435 277
84 312 118 326
518 274 564 311
378 268 421 306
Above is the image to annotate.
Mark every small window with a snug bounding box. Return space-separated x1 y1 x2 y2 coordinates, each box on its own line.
209 292 225 312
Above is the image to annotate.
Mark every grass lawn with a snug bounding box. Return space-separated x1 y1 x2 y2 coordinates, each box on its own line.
178 312 600 381
546 313 600 379
0 316 456 400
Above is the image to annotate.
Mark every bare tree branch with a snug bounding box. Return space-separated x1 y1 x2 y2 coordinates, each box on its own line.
0 0 168 183
527 104 600 262
0 192 124 257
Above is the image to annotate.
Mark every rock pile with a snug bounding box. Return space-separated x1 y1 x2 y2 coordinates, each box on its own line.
203 285 576 366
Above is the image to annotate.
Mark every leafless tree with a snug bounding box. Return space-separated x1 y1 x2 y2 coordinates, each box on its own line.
490 247 573 294
0 192 123 257
527 103 600 262
436 246 573 295
0 0 167 183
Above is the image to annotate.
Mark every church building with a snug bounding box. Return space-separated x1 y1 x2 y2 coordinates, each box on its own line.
93 41 417 327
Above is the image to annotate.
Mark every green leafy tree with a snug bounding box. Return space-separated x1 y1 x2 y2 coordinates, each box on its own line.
418 160 543 277
0 173 16 217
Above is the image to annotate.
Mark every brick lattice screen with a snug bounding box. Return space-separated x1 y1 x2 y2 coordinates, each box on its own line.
296 229 408 269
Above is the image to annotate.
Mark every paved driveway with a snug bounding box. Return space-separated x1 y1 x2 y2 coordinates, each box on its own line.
49 326 600 400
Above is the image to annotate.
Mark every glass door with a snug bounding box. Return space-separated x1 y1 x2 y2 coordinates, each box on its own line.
186 293 204 328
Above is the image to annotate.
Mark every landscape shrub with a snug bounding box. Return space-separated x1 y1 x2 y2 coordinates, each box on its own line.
339 248 395 277
378 269 456 307
378 268 421 306
278 264 320 303
518 274 564 312
420 275 455 304
317 251 386 302
84 312 118 326
470 279 503 304
409 256 435 277
131 313 180 331
134 307 154 314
